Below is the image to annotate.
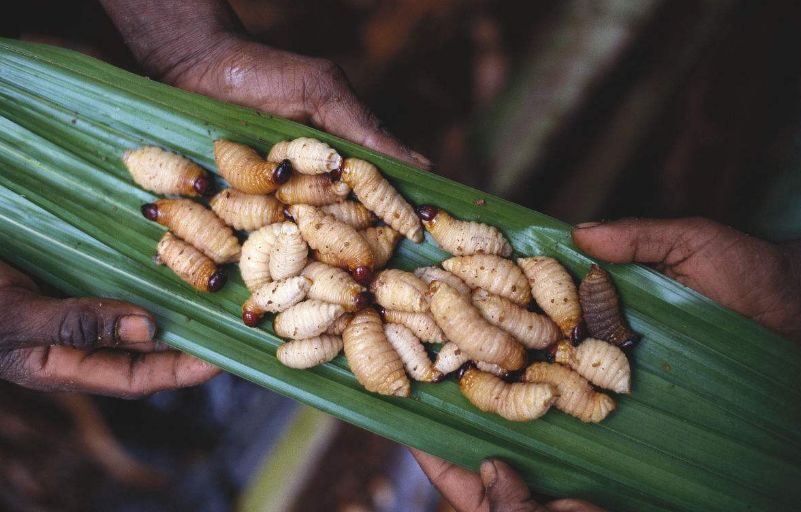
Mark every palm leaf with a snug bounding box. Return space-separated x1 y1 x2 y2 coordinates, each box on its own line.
1 39 800 512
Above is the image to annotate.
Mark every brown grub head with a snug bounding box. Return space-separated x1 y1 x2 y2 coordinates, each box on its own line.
456 361 476 380
619 334 641 350
352 266 373 285
242 309 263 327
193 175 212 196
328 168 342 182
571 323 587 345
354 291 373 311
208 270 227 292
141 203 159 221
273 159 292 185
415 204 438 221
545 344 558 363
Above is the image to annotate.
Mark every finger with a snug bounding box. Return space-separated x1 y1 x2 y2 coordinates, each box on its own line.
119 340 172 353
8 345 220 398
546 499 608 512
571 217 725 266
0 294 157 350
481 459 545 512
410 448 488 511
304 60 432 169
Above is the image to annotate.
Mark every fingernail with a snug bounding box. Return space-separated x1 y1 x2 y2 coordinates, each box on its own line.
479 460 498 488
409 150 432 169
116 315 156 343
574 221 602 229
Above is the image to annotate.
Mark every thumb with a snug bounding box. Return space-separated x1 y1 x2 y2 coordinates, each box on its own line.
571 217 725 265
481 459 545 512
0 290 156 350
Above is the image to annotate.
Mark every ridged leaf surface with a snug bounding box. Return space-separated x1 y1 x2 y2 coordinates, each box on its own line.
1 39 800 511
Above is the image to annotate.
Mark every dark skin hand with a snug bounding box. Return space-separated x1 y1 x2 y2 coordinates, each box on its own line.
19 0 801 506
0 261 219 397
413 217 801 511
1 1 429 396
98 0 431 169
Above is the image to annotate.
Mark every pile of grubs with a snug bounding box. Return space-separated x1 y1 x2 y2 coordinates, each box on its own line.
124 137 640 424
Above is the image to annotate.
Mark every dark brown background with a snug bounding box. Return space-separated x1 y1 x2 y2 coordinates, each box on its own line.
2 1 801 511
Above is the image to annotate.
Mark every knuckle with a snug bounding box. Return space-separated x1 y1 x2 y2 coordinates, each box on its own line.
312 58 346 82
306 59 349 106
58 300 100 348
124 355 160 399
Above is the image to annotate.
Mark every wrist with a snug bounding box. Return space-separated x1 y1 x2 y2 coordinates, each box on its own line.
99 0 247 83
157 31 247 89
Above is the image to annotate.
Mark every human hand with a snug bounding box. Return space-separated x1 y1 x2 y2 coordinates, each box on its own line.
0 261 220 397
411 449 606 512
572 217 801 343
412 218 801 510
99 0 430 168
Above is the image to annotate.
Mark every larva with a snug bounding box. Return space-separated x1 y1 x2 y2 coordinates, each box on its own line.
384 323 442 383
359 227 401 269
416 205 512 257
552 338 631 394
276 173 351 206
273 300 345 340
413 266 471 296
471 289 562 349
141 199 240 264
310 249 349 270
156 232 225 292
524 362 615 423
268 137 342 175
209 189 284 231
214 139 291 194
369 269 429 313
433 342 507 377
239 222 288 291
340 158 423 243
308 228 397 272
442 255 531 306
579 264 640 348
326 313 353 336
301 261 370 312
321 201 377 229
518 256 582 340
288 204 374 279
123 146 210 196
277 335 344 369
241 276 311 326
269 223 308 280
458 366 556 422
428 281 525 371
380 309 447 343
343 309 410 397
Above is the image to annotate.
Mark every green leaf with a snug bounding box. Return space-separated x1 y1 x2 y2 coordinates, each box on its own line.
1 38 800 511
